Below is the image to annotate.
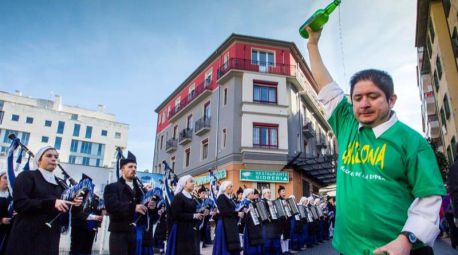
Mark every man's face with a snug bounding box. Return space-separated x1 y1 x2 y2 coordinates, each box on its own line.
263 190 271 200
352 80 396 127
199 191 206 199
122 163 137 180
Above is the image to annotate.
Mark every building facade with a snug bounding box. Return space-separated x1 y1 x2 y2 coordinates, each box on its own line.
152 34 336 199
0 91 129 170
416 0 458 164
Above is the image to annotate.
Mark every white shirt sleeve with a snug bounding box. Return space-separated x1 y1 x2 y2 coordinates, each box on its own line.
316 81 345 119
86 214 98 221
402 196 442 247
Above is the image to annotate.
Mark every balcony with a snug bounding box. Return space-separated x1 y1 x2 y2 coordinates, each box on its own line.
428 116 440 139
425 94 436 115
217 58 295 83
302 122 315 139
195 117 211 136
169 82 212 122
165 138 177 153
178 128 193 145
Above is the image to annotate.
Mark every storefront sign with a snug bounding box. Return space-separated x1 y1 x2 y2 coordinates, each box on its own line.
195 169 227 185
240 170 289 183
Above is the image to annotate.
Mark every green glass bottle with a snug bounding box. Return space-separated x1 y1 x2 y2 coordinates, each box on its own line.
299 0 341 39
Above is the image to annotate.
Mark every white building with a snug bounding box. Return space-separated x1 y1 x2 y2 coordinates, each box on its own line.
0 90 129 170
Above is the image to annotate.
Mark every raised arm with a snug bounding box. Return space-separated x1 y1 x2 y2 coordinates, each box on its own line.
306 27 334 92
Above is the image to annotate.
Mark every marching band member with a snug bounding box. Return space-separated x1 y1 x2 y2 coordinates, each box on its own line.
0 171 12 255
6 146 82 255
307 196 319 246
241 188 263 255
166 175 202 255
104 152 146 255
213 181 242 255
289 195 302 252
153 201 167 254
70 174 103 255
298 197 311 250
277 185 291 254
261 189 282 255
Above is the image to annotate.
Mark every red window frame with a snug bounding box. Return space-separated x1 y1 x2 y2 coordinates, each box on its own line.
203 102 211 120
253 122 279 149
253 80 278 104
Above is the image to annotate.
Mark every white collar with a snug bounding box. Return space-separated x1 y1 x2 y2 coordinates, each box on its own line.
38 168 57 185
358 111 398 138
224 193 231 199
0 190 9 198
182 190 192 199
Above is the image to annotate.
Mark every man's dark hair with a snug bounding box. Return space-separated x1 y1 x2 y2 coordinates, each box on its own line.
350 69 394 100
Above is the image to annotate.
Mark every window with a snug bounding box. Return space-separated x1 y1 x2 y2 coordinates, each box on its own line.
433 70 439 91
188 85 195 101
41 136 49 143
429 19 435 43
21 132 30 145
185 148 190 167
253 83 277 104
57 121 65 134
97 144 103 156
81 141 92 154
70 140 79 152
11 114 19 122
69 155 76 164
45 120 52 127
73 124 80 137
251 50 274 67
101 130 108 136
115 132 121 139
444 94 451 119
187 115 193 129
71 114 78 120
205 70 212 87
204 102 211 120
82 157 90 166
436 55 443 79
160 135 164 149
223 88 228 105
444 0 451 17
222 129 227 148
54 137 62 150
175 98 181 113
173 125 178 139
440 107 447 130
96 159 101 167
0 111 4 125
202 139 209 160
426 34 432 58
85 126 92 139
26 117 33 124
452 27 458 57
171 157 176 171
452 136 457 160
253 123 279 149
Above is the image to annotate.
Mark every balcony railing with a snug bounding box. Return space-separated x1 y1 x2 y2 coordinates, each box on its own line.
169 82 211 120
302 122 316 139
178 128 193 145
217 58 295 79
165 138 178 153
195 117 211 136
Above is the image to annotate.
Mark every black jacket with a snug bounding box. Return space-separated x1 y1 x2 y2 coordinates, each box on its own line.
448 158 458 217
104 177 143 232
217 194 242 252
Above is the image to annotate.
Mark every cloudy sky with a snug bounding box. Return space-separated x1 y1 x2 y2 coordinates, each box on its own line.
0 0 420 171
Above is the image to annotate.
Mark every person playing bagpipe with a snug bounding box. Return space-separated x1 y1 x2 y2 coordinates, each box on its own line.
138 184 160 255
213 181 243 255
70 174 103 255
104 151 154 255
6 146 83 255
0 171 12 255
166 175 205 255
261 189 282 255
277 185 292 254
240 188 263 255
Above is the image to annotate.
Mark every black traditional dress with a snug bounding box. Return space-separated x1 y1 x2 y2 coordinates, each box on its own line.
0 190 12 255
212 194 241 255
6 170 65 255
166 191 199 255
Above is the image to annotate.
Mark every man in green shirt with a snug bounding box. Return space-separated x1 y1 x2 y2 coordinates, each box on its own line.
305 26 446 255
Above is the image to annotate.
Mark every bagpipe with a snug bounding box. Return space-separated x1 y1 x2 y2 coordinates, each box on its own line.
86 195 105 231
161 160 177 210
130 181 163 230
7 134 95 233
193 196 215 230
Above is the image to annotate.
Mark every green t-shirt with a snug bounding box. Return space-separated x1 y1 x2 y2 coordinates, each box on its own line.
329 98 446 255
